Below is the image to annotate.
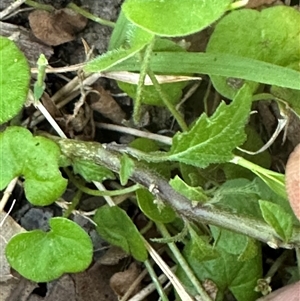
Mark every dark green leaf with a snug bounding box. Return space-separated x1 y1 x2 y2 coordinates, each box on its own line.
94 205 148 261
72 158 115 183
136 189 176 223
120 154 134 185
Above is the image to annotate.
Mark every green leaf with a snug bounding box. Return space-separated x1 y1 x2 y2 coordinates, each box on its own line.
72 158 115 183
109 52 300 91
136 188 176 223
120 154 134 185
178 241 262 301
0 36 30 124
186 225 219 262
210 226 258 260
94 205 148 261
122 0 232 37
168 84 252 168
259 200 293 242
169 175 208 203
85 23 153 73
5 217 93 282
0 126 67 206
206 6 300 98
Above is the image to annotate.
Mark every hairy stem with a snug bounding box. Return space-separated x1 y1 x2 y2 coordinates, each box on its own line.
56 138 300 249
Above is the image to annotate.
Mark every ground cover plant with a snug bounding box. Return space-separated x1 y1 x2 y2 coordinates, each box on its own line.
1 0 300 300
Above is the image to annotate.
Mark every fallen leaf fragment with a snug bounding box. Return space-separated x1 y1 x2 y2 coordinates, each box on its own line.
29 8 87 46
245 0 277 8
110 262 141 298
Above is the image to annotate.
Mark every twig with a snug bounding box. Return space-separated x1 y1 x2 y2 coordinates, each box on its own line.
0 0 27 20
0 177 18 212
55 138 300 249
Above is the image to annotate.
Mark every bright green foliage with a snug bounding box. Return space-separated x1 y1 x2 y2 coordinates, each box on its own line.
72 158 115 182
0 36 30 124
136 188 176 223
5 217 93 282
122 0 232 37
169 175 208 203
94 205 148 261
0 127 67 205
206 6 300 99
259 200 293 242
120 154 135 185
168 84 252 168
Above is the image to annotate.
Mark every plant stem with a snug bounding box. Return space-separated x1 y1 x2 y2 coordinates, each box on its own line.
67 3 115 28
144 259 170 301
25 0 54 12
63 189 82 218
133 37 156 124
55 138 300 248
156 223 213 301
147 69 188 131
64 167 141 197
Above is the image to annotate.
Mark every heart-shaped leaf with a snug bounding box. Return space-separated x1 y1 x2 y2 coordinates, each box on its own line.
0 126 67 206
5 217 93 282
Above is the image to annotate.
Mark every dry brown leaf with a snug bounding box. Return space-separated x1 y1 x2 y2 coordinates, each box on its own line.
29 8 87 46
89 83 126 124
0 21 53 66
98 246 129 266
0 212 25 282
109 262 141 298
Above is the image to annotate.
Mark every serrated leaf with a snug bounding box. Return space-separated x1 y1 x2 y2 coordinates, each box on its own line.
0 36 30 124
5 217 93 282
94 205 147 261
259 200 293 242
85 24 153 73
136 188 176 223
0 126 67 206
122 0 232 37
168 84 252 168
169 175 208 203
206 6 300 99
72 158 115 183
120 154 134 185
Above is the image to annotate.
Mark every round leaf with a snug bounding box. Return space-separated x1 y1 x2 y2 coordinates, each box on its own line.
122 0 232 37
0 126 67 205
0 36 30 124
5 217 93 282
